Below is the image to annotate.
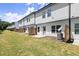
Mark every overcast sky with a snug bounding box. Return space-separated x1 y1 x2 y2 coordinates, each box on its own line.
0 3 48 23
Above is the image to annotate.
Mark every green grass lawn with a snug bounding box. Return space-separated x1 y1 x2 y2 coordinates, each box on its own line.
0 30 79 56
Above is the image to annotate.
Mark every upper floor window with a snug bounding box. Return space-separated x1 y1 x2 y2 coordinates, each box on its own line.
19 21 22 24
75 23 79 34
23 19 25 23
42 12 46 18
27 18 30 22
47 9 51 17
28 18 30 22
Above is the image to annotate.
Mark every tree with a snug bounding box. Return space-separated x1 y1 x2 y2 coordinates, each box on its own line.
0 20 11 30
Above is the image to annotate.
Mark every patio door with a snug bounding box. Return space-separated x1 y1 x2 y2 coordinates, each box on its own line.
43 26 46 35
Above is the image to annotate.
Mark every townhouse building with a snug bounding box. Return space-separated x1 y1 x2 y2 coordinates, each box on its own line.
8 3 79 43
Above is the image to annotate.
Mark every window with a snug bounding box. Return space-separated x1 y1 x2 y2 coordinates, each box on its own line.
27 18 29 22
27 18 30 22
42 12 46 18
37 27 40 32
19 21 22 25
43 26 46 34
75 23 79 34
28 18 30 22
47 9 51 17
56 25 61 32
51 26 55 33
22 20 24 23
43 26 46 31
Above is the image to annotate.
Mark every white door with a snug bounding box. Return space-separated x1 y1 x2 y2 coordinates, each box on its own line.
42 26 46 35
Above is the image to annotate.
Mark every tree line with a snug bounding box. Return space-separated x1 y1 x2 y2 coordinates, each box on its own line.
0 20 14 30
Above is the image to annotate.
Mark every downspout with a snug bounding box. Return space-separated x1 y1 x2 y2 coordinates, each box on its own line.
66 3 74 43
34 12 36 26
34 12 37 35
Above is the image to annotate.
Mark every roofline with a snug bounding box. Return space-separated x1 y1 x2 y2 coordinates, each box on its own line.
35 3 55 13
18 3 55 22
18 12 36 22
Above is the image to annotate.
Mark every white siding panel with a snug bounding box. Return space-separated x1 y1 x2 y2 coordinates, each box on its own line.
36 3 69 24
71 3 79 18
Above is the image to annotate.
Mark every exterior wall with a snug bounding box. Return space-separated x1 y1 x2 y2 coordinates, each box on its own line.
37 18 79 41
15 22 19 29
37 20 69 37
36 3 79 42
23 14 35 26
15 13 35 33
71 3 79 18
8 3 79 41
36 3 69 24
35 3 79 25
24 14 35 34
71 18 79 41
18 20 23 27
36 3 69 37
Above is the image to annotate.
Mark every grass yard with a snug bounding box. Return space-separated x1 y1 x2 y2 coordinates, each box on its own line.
0 30 79 56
